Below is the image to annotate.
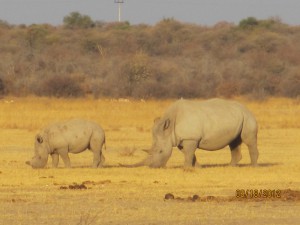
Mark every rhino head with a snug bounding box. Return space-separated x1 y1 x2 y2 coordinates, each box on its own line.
26 134 49 168
121 117 174 168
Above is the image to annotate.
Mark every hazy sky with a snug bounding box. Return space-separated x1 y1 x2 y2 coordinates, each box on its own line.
0 0 299 26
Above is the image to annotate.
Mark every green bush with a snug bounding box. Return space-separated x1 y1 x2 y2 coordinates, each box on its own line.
239 17 259 29
63 12 94 29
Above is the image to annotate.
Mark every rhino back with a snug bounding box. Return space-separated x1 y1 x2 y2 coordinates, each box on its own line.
44 119 102 153
168 99 256 150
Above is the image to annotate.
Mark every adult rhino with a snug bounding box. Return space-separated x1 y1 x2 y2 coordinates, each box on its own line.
122 98 259 169
26 119 106 168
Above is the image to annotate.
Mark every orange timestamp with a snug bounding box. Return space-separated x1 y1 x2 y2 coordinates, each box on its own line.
236 189 281 198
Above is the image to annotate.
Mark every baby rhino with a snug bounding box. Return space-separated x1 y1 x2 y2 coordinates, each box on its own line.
26 119 106 168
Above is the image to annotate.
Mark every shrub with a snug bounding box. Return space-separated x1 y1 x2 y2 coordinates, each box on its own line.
26 24 49 49
124 52 151 87
216 82 240 98
37 74 85 98
280 73 300 98
0 19 11 29
63 12 94 29
239 17 259 29
0 77 5 96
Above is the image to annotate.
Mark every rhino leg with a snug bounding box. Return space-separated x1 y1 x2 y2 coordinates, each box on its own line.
90 137 105 168
229 145 242 166
241 130 259 166
181 140 198 169
59 149 71 168
51 153 59 168
92 151 105 168
229 137 242 166
246 143 259 166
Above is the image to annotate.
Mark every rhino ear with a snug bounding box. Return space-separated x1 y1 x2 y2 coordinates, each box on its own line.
36 135 43 144
163 119 170 130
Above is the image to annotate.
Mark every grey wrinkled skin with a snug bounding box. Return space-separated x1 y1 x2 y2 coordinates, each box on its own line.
122 98 259 169
26 119 106 169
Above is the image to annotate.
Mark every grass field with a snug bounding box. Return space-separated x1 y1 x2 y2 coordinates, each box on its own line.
0 97 299 225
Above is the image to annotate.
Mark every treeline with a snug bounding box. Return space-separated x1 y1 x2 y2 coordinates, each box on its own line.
0 14 300 99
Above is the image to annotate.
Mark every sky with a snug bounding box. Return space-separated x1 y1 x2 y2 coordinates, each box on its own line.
0 0 299 26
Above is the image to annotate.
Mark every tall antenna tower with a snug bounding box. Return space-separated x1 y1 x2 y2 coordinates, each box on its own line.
114 0 124 22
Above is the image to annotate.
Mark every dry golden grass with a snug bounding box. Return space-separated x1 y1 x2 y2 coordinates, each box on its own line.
0 97 300 225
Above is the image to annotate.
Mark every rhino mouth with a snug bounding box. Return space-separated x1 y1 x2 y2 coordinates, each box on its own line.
26 156 48 168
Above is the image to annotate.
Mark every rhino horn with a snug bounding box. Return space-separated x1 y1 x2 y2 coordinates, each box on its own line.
119 156 151 168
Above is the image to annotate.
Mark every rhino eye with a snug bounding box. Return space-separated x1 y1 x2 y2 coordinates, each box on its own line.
36 135 43 143
159 150 163 154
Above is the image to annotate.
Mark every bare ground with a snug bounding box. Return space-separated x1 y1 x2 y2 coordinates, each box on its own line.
0 98 300 225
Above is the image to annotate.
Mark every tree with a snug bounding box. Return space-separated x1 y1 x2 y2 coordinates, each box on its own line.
63 12 94 29
239 17 259 29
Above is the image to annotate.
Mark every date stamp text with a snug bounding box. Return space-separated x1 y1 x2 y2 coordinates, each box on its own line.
236 189 281 198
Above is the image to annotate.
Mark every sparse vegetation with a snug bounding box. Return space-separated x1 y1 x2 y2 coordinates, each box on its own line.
1 15 300 99
238 17 259 29
63 12 94 29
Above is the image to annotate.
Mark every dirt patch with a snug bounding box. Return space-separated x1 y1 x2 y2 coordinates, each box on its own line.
39 176 54 179
82 180 111 185
276 189 300 201
164 193 175 200
59 183 87 190
164 193 215 202
59 180 111 190
11 198 28 203
164 189 300 202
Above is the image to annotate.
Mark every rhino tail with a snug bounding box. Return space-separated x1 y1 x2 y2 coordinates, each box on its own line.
103 136 106 151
